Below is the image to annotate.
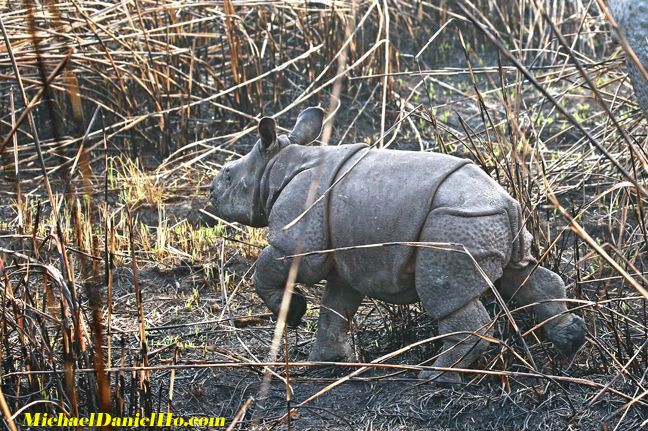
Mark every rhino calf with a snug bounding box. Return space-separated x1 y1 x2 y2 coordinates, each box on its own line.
210 107 586 383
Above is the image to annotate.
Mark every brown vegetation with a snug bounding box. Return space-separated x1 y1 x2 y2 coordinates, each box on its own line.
0 1 646 430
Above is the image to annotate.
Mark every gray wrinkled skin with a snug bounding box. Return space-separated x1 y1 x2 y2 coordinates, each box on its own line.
210 107 586 383
609 0 648 116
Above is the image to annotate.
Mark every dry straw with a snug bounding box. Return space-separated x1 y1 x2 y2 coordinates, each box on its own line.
0 1 646 430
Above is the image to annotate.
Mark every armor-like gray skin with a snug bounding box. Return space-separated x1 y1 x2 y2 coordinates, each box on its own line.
210 107 586 383
609 0 648 116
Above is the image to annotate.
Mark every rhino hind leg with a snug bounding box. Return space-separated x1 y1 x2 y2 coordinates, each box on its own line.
418 299 493 384
415 249 501 383
415 212 509 383
308 274 363 362
498 265 586 355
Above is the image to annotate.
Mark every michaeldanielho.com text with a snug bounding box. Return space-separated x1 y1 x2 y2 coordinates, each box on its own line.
24 412 226 427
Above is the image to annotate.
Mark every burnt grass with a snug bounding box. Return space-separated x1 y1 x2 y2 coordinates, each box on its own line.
1 2 648 431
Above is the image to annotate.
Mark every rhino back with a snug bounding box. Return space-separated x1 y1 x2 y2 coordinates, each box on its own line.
328 149 471 299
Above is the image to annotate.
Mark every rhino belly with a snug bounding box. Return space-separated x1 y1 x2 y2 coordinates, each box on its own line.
331 242 420 304
327 149 469 302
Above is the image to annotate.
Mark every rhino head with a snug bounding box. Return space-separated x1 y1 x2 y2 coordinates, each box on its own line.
210 107 325 227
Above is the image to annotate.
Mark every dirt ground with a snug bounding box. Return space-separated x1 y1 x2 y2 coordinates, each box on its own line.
103 247 646 431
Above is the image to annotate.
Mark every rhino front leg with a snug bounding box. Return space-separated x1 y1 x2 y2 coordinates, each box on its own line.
254 246 307 328
498 265 586 354
308 275 363 362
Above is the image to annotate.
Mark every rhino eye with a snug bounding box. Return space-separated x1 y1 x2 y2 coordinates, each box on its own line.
225 169 231 183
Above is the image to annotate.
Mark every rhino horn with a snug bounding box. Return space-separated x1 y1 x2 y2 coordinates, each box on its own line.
289 107 325 145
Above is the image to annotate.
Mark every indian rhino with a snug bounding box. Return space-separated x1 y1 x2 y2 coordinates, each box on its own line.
609 0 648 117
210 107 586 383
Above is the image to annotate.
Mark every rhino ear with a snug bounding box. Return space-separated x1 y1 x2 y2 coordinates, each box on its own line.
289 107 325 145
258 117 276 150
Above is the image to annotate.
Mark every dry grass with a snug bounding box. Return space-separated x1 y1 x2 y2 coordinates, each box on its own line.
0 1 646 430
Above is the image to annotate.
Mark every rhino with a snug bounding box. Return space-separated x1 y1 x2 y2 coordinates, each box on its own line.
609 0 648 117
210 107 586 383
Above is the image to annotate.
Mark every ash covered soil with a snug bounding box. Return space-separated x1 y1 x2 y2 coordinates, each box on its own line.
102 241 646 431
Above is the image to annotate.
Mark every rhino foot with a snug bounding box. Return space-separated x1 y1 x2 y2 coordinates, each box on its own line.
308 277 363 362
545 314 586 355
285 289 307 328
418 370 463 385
308 340 354 362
